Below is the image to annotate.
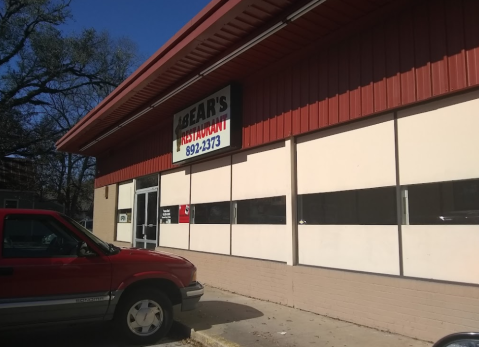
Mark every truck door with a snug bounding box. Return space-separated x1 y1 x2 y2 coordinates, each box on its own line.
0 213 112 327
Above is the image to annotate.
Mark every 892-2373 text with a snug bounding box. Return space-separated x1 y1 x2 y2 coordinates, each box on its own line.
186 135 221 157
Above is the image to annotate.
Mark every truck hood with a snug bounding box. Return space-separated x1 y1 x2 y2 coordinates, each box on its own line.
115 247 191 264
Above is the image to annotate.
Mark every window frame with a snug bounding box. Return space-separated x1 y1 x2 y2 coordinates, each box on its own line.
404 178 479 225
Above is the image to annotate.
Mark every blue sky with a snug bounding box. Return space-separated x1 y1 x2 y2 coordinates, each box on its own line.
64 0 211 61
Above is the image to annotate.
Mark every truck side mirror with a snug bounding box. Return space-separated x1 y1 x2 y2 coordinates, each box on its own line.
77 241 97 257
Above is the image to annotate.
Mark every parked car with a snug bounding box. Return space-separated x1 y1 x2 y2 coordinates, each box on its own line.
433 332 479 347
0 209 203 345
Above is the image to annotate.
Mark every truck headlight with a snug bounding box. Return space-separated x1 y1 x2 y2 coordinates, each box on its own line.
191 269 197 283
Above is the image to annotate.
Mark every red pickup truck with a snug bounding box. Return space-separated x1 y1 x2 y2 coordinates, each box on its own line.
0 209 203 344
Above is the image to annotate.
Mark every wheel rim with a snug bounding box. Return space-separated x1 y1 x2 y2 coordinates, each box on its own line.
126 299 164 337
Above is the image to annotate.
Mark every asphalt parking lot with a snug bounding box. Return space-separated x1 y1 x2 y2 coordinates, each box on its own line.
0 322 197 347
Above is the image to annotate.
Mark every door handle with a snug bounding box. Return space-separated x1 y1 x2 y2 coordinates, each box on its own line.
0 267 13 276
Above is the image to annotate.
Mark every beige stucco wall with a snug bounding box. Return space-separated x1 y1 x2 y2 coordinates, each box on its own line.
93 184 121 245
232 142 289 200
191 156 231 204
297 114 396 194
397 89 479 185
160 167 190 206
116 181 134 242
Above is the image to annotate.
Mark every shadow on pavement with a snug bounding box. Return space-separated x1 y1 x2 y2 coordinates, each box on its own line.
0 322 188 347
176 300 264 331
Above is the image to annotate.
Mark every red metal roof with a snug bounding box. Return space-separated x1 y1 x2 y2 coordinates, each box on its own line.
57 0 395 156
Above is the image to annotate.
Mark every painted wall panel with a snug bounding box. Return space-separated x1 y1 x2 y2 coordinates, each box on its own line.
190 224 230 255
338 41 350 123
465 0 479 87
159 224 189 249
446 0 467 93
403 225 479 284
232 225 286 262
414 2 432 102
372 29 387 113
385 18 401 109
360 29 374 116
232 142 289 200
116 223 133 243
399 13 416 106
118 182 133 209
191 156 231 204
263 77 271 143
93 184 117 243
397 90 479 185
308 55 319 130
298 225 400 275
328 47 339 126
297 114 396 194
430 0 449 96
160 167 190 206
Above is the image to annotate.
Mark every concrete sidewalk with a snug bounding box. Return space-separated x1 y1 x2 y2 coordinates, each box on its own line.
174 285 432 347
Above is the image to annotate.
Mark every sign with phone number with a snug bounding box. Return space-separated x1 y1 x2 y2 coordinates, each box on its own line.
186 135 221 157
172 86 231 163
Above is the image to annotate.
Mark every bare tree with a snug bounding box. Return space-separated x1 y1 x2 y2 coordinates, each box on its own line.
0 0 140 217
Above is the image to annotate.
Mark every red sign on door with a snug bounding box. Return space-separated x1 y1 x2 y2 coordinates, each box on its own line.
179 204 190 224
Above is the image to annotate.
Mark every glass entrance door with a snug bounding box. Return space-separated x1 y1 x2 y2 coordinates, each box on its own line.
134 188 158 249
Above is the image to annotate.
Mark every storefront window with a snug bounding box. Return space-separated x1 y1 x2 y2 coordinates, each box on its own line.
236 196 286 225
117 208 132 223
298 187 397 225
136 174 158 190
192 202 230 224
159 205 179 224
407 178 479 225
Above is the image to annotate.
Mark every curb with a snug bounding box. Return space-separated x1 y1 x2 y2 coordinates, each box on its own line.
172 321 241 347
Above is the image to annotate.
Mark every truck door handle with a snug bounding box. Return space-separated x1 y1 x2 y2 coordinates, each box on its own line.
0 267 13 276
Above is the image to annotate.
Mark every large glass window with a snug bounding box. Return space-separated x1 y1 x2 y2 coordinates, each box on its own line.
117 208 132 223
236 196 286 225
298 186 397 225
192 202 230 224
136 174 158 190
159 205 179 224
407 178 479 225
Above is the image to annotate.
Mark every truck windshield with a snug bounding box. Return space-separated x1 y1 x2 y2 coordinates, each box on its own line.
61 214 113 254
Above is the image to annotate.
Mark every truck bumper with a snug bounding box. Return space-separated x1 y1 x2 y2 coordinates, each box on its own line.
180 282 204 311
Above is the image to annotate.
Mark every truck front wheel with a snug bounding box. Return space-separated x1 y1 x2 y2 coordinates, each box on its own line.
115 287 173 345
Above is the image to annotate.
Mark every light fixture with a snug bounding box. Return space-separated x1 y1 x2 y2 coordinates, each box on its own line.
80 0 328 152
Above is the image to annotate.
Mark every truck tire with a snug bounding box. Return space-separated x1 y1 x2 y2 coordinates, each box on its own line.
114 287 173 345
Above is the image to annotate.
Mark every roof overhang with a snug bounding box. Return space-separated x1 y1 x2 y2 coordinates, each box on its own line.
57 0 398 156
